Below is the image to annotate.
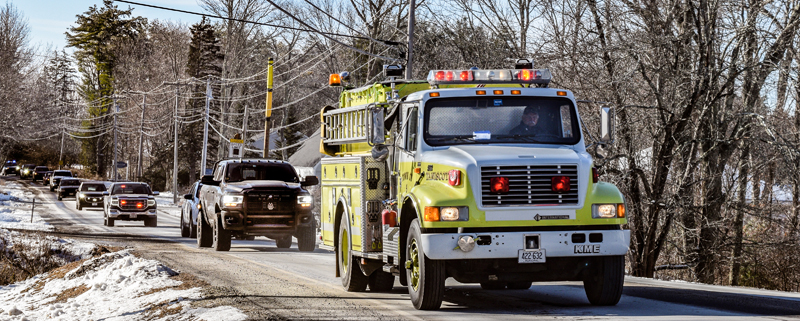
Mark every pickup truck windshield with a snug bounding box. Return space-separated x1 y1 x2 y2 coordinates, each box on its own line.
112 184 151 195
61 179 80 186
225 163 299 183
81 183 106 192
424 97 581 146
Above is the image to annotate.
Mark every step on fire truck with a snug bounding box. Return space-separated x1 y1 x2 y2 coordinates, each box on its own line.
319 60 630 310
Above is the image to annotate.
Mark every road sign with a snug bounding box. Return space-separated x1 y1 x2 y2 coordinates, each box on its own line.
229 142 243 158
116 161 127 168
230 138 244 144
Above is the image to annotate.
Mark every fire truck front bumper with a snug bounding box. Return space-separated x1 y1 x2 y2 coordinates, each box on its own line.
421 229 630 260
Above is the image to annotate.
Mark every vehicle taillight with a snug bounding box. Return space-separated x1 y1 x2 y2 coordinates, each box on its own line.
551 176 570 192
448 169 461 186
490 177 509 194
592 167 599 183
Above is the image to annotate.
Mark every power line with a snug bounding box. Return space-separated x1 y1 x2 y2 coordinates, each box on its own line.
113 0 400 46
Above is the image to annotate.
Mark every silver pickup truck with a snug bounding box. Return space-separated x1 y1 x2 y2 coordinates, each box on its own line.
102 182 159 227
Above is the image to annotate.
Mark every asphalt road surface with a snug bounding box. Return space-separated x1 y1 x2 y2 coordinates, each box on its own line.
7 176 800 320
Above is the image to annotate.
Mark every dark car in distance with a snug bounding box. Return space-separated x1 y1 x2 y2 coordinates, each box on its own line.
77 181 108 210
50 170 74 192
43 171 54 185
1 160 17 175
33 166 50 182
57 178 81 201
103 182 159 227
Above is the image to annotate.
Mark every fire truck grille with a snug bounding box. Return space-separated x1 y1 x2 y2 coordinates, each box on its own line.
480 165 579 206
245 191 294 213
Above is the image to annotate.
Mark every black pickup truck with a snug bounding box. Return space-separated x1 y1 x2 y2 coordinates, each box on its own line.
198 159 318 251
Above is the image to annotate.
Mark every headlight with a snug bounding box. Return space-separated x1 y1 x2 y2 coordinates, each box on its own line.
111 197 119 206
222 195 243 207
297 195 313 207
592 204 625 218
423 206 468 221
79 193 85 199
147 199 156 206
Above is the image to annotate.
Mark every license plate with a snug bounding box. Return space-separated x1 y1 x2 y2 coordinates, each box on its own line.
130 213 137 219
518 249 546 263
92 203 98 206
68 193 74 195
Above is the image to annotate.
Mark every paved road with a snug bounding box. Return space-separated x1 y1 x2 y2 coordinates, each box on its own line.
9 177 800 320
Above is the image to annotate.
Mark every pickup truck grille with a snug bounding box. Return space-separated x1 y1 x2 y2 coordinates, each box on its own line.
119 199 148 210
481 165 579 206
244 191 294 213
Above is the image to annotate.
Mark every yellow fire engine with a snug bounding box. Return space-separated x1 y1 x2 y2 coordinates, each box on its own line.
319 61 629 310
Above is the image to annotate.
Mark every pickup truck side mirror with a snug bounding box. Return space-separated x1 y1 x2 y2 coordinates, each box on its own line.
201 174 219 186
102 191 109 196
152 191 160 196
184 194 193 200
302 176 319 186
599 107 614 144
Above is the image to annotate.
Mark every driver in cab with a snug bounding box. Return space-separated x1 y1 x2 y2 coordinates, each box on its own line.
510 105 543 135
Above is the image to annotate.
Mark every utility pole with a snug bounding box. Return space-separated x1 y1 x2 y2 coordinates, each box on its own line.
173 86 179 204
406 0 416 79
58 120 65 169
263 58 274 158
201 78 211 176
112 96 118 182
241 105 248 161
138 94 146 180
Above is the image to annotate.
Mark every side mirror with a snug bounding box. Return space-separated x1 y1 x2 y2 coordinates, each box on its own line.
184 194 193 200
369 107 385 145
152 191 160 196
600 107 614 144
102 191 109 196
201 175 219 186
302 176 319 187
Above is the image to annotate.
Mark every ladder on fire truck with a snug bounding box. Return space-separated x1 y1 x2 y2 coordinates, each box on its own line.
321 103 389 145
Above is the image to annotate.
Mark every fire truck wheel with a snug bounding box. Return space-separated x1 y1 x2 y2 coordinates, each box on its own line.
368 271 395 292
479 282 506 290
584 255 624 306
406 218 445 310
507 281 532 290
276 235 292 248
338 215 367 292
212 215 231 251
197 213 213 248
297 219 316 252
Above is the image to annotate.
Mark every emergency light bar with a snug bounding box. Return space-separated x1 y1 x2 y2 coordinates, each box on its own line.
426 69 552 86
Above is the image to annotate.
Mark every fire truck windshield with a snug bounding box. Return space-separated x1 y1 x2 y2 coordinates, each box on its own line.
423 97 581 146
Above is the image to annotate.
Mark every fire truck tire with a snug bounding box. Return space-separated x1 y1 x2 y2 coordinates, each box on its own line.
507 281 532 290
276 235 292 248
197 213 213 248
479 282 506 290
297 220 316 252
368 271 395 292
338 215 367 292
212 215 231 251
584 255 624 306
406 219 445 310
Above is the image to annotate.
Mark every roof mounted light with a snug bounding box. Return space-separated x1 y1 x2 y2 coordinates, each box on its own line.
427 68 551 86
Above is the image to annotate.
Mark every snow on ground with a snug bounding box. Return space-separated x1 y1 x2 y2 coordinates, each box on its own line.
0 182 52 231
154 192 182 218
0 249 248 321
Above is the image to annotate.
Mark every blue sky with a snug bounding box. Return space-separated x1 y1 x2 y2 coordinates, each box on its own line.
13 0 205 51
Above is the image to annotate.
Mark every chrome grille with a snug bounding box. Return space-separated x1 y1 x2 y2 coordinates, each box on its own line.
481 165 579 206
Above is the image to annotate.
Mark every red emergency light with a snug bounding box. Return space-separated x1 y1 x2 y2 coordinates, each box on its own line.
490 177 509 194
136 202 144 209
551 176 570 192
120 200 127 205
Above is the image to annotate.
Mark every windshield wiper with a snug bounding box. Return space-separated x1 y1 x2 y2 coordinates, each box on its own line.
495 134 542 143
429 135 477 143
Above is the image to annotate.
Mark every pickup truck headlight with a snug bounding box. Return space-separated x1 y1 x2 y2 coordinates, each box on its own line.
111 197 119 206
147 199 156 206
592 204 626 218
78 193 84 199
222 195 243 208
297 195 313 207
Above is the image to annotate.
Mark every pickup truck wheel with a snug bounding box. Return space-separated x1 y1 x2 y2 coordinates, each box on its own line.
212 215 231 251
76 202 82 211
338 215 367 292
145 217 157 227
406 218 445 310
189 219 197 238
275 235 292 248
368 271 395 292
297 219 316 252
245 236 255 241
180 212 189 237
584 255 624 306
197 213 212 248
507 281 532 290
57 195 62 201
49 186 54 192
106 216 115 227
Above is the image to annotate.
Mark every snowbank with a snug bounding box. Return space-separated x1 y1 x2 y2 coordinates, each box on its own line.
0 249 248 321
0 183 52 231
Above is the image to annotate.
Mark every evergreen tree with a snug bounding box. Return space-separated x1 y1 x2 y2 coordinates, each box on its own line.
66 0 145 176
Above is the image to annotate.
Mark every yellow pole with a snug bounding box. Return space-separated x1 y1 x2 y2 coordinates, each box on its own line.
263 57 274 158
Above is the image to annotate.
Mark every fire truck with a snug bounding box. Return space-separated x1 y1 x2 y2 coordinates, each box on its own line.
319 60 629 310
